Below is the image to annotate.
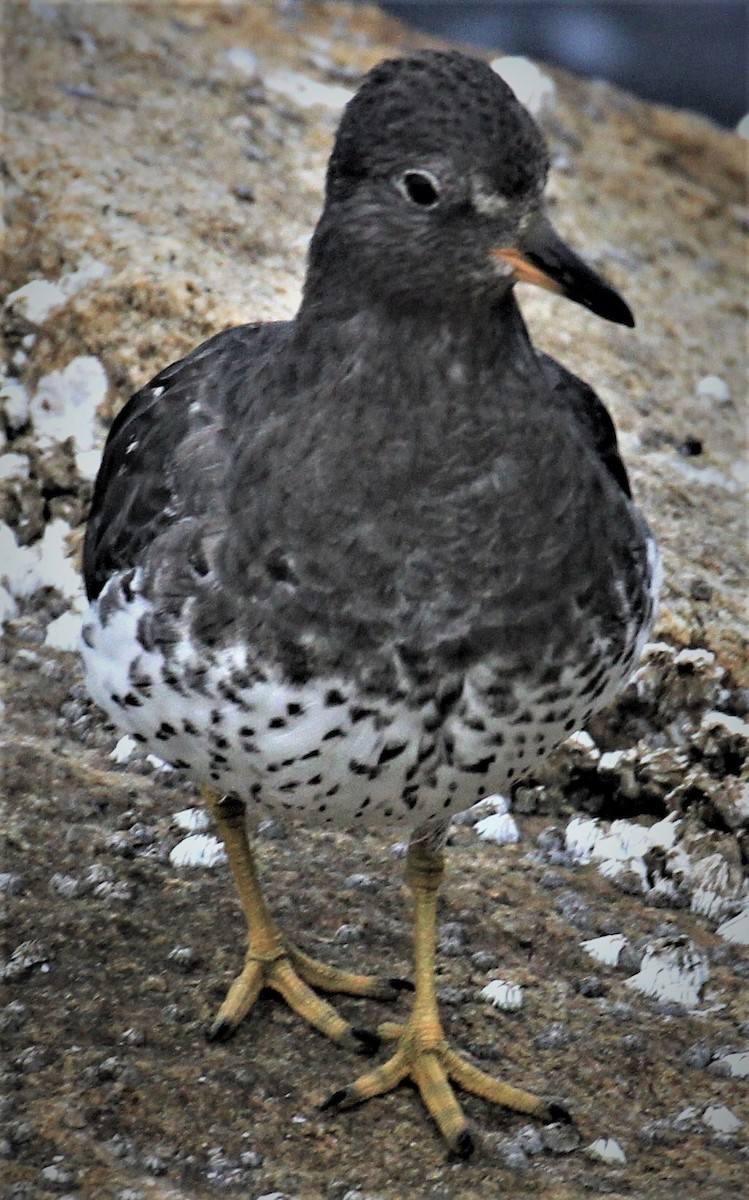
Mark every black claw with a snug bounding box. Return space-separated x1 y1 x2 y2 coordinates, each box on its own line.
453 1129 475 1160
547 1100 573 1124
388 977 415 993
207 1018 235 1043
320 1087 349 1112
352 1026 381 1056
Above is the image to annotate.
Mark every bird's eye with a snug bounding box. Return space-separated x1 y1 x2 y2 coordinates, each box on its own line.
399 170 441 208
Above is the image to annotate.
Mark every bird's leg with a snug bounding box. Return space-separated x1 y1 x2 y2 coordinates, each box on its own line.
201 787 406 1054
322 820 567 1156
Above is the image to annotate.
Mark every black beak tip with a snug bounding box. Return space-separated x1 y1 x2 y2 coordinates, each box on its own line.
587 288 635 329
612 296 636 329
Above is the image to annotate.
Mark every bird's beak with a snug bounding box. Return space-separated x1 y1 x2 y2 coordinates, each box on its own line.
491 218 635 327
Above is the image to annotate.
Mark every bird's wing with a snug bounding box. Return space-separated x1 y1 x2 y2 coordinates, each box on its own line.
537 351 632 498
83 322 286 600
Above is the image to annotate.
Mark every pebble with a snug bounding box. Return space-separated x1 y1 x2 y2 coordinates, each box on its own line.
437 921 468 956
334 923 362 943
39 1164 74 1190
49 873 83 899
344 872 378 892
555 889 594 929
638 1119 683 1146
166 946 199 972
535 1022 574 1049
682 1040 713 1069
0 873 24 896
577 974 606 997
495 1141 530 1169
257 817 287 840
540 1122 581 1154
2 940 49 981
470 950 496 970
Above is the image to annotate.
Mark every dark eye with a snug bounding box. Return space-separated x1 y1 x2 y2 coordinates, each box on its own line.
399 169 441 208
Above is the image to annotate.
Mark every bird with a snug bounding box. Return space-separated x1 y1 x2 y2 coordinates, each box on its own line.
80 49 660 1157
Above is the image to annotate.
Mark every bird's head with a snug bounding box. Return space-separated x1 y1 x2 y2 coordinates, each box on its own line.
304 51 633 327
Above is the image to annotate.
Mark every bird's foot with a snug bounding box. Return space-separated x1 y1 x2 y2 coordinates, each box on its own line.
322 1017 569 1157
207 943 411 1055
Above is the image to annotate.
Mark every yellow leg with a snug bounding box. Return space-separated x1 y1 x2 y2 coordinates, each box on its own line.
322 826 570 1156
202 787 408 1054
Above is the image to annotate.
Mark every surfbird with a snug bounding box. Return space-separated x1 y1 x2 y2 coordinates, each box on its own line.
81 50 660 1156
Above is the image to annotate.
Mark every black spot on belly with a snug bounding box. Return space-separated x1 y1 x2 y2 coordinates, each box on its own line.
268 716 287 729
378 741 408 764
287 701 304 716
349 759 371 777
307 774 322 786
124 693 142 707
323 727 345 741
300 748 320 761
350 705 376 723
240 726 255 737
325 688 346 706
463 755 495 775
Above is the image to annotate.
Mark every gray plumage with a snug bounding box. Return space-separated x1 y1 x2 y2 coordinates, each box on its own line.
82 50 659 830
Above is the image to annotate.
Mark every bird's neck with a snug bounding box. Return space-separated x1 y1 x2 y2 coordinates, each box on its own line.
294 285 543 414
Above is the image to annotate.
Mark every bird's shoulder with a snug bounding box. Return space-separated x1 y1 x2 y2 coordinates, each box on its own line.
537 350 632 498
83 320 289 600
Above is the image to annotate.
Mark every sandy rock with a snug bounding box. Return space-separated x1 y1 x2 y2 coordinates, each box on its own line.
2 4 746 1199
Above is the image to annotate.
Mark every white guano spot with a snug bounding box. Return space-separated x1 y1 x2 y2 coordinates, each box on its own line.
716 903 749 945
702 1104 742 1134
31 355 108 480
490 56 556 115
5 260 110 324
111 735 139 764
173 807 211 834
170 834 227 869
480 979 524 1010
624 938 709 1008
44 609 83 651
224 47 259 78
580 933 627 967
714 1051 749 1079
263 68 353 111
586 1137 627 1164
475 811 521 845
0 453 30 480
696 374 730 403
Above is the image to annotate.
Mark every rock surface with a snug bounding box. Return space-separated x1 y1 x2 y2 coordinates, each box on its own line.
2 3 747 1199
